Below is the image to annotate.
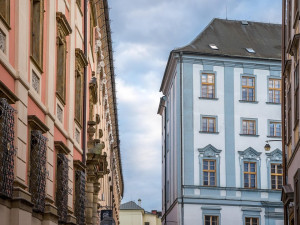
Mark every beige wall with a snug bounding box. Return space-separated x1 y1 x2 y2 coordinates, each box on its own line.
120 210 161 225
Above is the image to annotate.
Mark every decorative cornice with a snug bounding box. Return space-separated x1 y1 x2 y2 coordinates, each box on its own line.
54 141 71 155
238 147 261 160
56 12 72 36
266 148 282 161
28 115 49 134
73 160 86 171
0 80 18 104
75 48 88 68
198 144 222 157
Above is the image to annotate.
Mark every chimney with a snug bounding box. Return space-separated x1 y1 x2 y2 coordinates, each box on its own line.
138 199 141 207
152 210 157 215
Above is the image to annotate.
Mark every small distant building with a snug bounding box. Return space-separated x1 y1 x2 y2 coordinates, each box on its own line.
119 200 162 225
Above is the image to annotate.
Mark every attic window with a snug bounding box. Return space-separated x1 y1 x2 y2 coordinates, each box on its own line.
246 48 255 53
241 20 248 25
209 44 218 50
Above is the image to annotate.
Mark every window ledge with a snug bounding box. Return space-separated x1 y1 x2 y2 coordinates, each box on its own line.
239 100 258 104
266 102 281 105
267 136 282 139
199 131 219 134
198 97 219 101
239 134 259 137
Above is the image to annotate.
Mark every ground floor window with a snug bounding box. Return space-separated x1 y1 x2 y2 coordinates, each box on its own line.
205 215 219 225
245 217 259 225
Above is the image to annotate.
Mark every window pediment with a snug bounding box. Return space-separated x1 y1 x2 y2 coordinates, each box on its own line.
56 12 72 37
266 148 282 161
198 144 221 157
75 48 88 69
238 147 261 160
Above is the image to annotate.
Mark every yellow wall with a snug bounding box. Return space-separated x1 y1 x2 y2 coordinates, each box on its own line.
120 210 161 225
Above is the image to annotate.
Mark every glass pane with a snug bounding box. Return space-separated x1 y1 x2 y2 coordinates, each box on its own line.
242 88 247 100
275 80 280 88
253 218 258 225
249 121 255 134
208 75 214 83
269 90 273 102
250 177 256 188
244 163 249 172
202 85 208 97
271 164 276 173
202 74 207 83
210 161 215 170
212 216 218 225
203 161 208 170
277 165 283 174
275 90 280 103
269 80 273 88
205 216 210 225
248 78 254 87
270 123 275 136
202 119 208 131
250 163 256 172
242 77 247 86
248 89 254 101
210 172 215 185
243 121 247 134
244 174 249 187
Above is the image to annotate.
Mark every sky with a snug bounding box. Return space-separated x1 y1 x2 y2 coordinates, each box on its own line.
109 0 282 211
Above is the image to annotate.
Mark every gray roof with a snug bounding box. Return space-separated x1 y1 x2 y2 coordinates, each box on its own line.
175 18 281 60
120 201 144 210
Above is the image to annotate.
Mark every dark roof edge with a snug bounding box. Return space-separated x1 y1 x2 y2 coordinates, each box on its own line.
172 50 281 62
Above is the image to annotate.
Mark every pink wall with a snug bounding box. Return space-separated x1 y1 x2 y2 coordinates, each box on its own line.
0 65 14 92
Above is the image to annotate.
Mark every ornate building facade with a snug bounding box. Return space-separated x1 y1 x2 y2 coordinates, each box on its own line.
0 0 123 225
159 18 283 225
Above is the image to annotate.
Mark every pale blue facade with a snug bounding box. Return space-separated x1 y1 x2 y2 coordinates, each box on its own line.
159 54 284 225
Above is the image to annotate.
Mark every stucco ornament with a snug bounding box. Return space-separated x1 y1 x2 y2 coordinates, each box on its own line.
266 148 282 161
238 147 261 160
198 144 222 157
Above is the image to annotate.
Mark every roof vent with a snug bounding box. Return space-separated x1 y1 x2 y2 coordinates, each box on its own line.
209 44 218 50
246 48 255 53
241 20 248 25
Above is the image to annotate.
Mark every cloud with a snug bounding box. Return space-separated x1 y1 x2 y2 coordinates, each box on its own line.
110 0 282 211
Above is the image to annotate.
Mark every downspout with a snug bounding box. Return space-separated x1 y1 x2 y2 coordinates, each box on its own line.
281 1 287 225
179 52 184 225
164 102 167 225
82 0 88 164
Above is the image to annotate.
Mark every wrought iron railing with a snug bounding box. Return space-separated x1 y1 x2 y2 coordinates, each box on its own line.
30 130 47 213
75 170 86 225
0 98 16 198
56 153 69 223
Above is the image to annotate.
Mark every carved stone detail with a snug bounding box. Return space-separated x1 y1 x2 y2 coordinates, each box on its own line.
266 148 282 161
198 144 222 157
238 147 262 160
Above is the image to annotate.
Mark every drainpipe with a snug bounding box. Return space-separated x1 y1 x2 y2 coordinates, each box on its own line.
179 52 184 225
82 0 88 164
163 99 167 225
281 1 287 225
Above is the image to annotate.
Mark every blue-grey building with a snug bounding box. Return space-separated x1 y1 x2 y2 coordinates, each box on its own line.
158 19 283 225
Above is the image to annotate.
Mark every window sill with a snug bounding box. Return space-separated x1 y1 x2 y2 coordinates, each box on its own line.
198 97 219 101
239 134 259 137
266 102 281 105
267 136 282 139
239 100 258 104
199 131 219 134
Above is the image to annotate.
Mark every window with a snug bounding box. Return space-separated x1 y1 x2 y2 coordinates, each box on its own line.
56 37 67 102
203 160 216 186
242 120 256 135
0 0 9 26
31 0 44 69
244 162 257 188
145 223 150 225
201 73 215 98
204 215 219 225
295 63 299 124
202 117 216 133
90 11 94 52
269 121 281 137
75 70 82 123
268 78 281 103
288 82 292 140
271 164 283 190
245 217 259 225
242 76 255 101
